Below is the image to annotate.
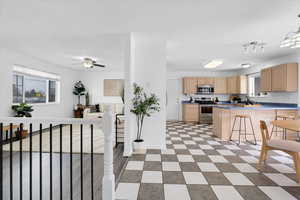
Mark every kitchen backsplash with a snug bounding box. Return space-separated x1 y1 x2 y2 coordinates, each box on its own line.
182 94 230 101
241 92 298 104
182 92 298 104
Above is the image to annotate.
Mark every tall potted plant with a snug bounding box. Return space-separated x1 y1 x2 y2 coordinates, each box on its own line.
130 83 160 151
73 81 86 106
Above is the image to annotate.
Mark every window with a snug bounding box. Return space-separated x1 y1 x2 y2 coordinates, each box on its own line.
24 76 47 103
248 73 261 97
13 74 23 103
49 80 56 102
12 66 60 104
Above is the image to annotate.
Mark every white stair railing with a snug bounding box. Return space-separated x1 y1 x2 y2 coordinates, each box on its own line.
102 105 115 200
0 105 116 200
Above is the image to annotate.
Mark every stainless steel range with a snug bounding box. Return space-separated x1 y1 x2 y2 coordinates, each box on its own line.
195 97 214 124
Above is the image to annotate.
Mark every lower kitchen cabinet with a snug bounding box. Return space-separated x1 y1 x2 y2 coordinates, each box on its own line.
182 104 199 122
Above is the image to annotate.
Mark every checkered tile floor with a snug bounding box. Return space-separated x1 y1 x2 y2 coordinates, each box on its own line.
116 121 300 200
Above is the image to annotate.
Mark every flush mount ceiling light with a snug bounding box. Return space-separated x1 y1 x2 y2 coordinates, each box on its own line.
280 15 300 49
243 41 266 54
241 63 251 68
204 60 223 69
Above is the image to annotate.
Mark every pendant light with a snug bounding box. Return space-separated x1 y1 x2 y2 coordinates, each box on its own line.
280 15 300 49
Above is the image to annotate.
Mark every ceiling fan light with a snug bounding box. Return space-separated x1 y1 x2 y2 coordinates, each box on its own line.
83 61 92 68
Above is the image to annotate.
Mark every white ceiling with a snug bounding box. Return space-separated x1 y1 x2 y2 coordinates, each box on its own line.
0 0 300 71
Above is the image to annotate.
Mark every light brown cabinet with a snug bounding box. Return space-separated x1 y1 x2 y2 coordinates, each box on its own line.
182 104 199 122
198 77 214 86
271 63 298 92
183 77 198 94
227 76 247 94
214 77 227 94
183 76 246 94
260 68 272 92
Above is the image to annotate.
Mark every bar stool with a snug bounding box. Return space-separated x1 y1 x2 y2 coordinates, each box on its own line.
270 111 296 139
229 114 257 145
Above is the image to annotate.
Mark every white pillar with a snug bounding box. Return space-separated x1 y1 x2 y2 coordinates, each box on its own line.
102 105 115 200
124 35 134 156
124 33 167 151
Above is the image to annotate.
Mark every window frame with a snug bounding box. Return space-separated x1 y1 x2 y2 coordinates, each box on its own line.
12 71 61 105
247 72 261 97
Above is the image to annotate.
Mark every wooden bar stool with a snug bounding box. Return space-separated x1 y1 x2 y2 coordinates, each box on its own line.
229 114 257 145
270 111 296 139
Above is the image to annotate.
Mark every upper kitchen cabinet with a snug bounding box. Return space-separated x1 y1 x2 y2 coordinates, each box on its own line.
260 68 272 92
214 77 227 94
183 77 198 94
227 75 247 94
271 63 298 92
197 77 214 86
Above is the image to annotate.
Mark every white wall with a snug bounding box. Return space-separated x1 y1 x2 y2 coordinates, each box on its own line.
125 33 167 152
0 49 79 118
81 71 124 105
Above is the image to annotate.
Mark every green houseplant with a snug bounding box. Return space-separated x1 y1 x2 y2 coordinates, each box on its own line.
12 103 34 117
73 81 86 105
12 103 33 138
130 83 160 150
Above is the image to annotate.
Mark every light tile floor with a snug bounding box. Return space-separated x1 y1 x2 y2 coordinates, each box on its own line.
117 121 300 200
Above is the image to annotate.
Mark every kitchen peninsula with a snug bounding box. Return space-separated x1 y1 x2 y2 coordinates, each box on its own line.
213 104 299 141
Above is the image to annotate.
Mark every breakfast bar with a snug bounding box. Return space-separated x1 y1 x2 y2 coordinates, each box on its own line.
213 104 299 141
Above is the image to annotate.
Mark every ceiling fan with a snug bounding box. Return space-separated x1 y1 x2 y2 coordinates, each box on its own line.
72 57 106 68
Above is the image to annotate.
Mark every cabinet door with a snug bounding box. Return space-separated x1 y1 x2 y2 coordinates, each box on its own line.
237 75 247 94
197 77 206 86
286 63 298 92
271 65 287 91
183 78 198 94
198 77 214 86
214 77 227 94
227 76 237 94
182 104 199 122
260 68 272 92
207 78 215 86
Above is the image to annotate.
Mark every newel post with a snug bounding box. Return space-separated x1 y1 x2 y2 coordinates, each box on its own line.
102 105 115 200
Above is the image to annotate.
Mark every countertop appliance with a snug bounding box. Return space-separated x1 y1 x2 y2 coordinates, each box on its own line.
197 85 214 94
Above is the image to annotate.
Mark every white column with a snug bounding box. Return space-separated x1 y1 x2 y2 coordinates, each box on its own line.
124 34 135 156
124 33 167 151
102 105 115 200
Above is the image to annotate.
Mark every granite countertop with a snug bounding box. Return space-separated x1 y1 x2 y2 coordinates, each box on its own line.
214 104 299 110
182 101 299 110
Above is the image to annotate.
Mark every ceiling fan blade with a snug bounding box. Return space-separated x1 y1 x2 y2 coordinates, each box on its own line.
93 64 106 68
71 62 82 65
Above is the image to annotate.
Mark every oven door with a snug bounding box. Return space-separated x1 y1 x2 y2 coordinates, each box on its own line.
200 106 213 124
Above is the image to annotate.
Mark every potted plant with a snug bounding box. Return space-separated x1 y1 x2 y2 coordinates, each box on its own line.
12 103 34 117
130 83 160 152
73 81 86 107
11 103 33 138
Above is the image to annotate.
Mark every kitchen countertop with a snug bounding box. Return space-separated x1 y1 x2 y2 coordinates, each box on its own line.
213 104 299 110
182 101 299 110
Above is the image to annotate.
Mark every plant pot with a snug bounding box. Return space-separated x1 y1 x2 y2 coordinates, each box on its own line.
133 139 145 153
17 130 28 139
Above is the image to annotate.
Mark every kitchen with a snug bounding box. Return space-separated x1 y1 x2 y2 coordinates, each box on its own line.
167 62 299 142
